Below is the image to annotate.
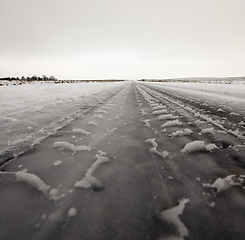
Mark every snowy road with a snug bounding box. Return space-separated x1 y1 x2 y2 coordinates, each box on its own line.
1 81 245 240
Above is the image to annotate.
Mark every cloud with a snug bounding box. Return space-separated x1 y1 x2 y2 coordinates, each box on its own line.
1 0 245 78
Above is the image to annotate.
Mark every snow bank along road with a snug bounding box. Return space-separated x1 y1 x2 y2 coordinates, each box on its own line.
1 81 245 240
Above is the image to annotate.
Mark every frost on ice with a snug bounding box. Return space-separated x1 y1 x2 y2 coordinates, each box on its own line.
160 198 190 240
181 141 218 153
54 141 91 153
74 151 110 191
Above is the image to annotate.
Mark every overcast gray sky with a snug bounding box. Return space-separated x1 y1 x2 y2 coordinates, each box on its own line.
1 0 245 80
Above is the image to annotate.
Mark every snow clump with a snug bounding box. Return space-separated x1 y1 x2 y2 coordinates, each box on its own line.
170 128 193 138
87 121 97 126
200 127 214 134
72 128 91 136
15 171 50 194
160 198 190 240
211 175 245 193
74 151 109 190
152 105 166 111
158 114 175 121
145 138 158 148
94 114 103 119
153 109 168 115
54 160 62 166
68 207 77 217
181 141 218 153
54 141 91 153
142 119 151 127
162 119 182 128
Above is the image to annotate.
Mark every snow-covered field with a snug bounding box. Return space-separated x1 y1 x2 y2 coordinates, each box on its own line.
148 80 245 98
0 81 126 164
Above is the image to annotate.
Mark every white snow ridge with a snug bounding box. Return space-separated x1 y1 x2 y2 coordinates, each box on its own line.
158 114 175 121
152 105 166 111
0 171 52 195
153 109 168 115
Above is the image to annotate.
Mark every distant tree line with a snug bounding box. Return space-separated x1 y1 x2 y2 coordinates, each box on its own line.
0 75 57 81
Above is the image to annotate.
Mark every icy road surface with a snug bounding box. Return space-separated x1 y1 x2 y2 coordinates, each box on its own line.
1 81 245 240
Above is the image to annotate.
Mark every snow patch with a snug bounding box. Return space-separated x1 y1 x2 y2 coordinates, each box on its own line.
68 207 77 217
150 103 158 107
230 112 239 116
153 109 168 115
152 105 166 111
115 113 122 119
145 139 169 158
72 128 91 136
170 128 193 138
205 143 218 151
54 141 91 153
107 127 118 135
208 202 215 208
49 188 66 201
200 127 214 134
94 114 103 119
8 171 51 195
210 175 244 193
87 121 97 126
74 151 109 190
142 119 151 127
145 138 158 148
149 147 169 159
160 199 190 240
95 109 107 113
195 120 204 125
158 114 175 121
181 141 218 153
162 119 182 128
54 160 62 166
